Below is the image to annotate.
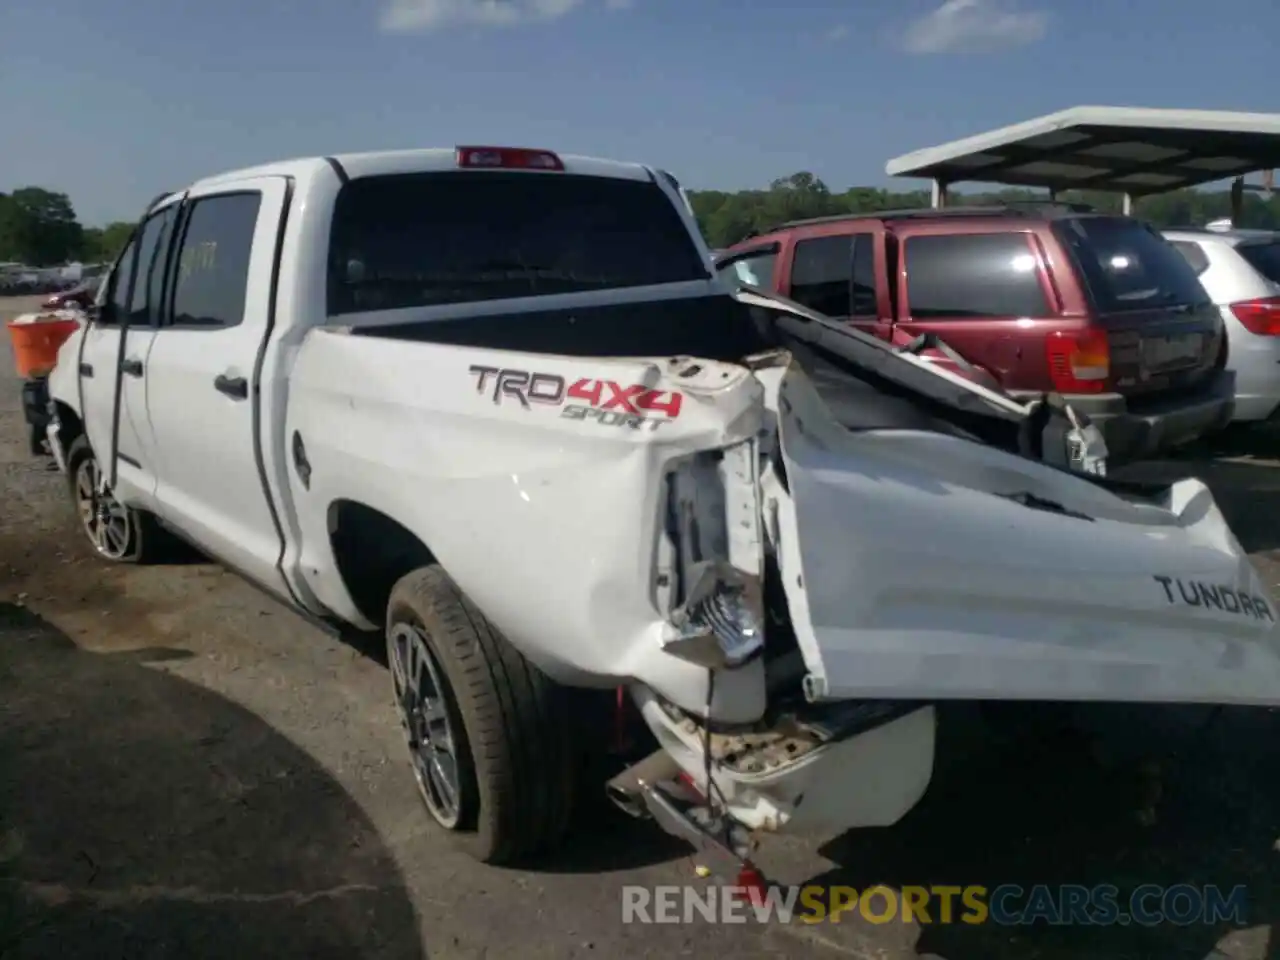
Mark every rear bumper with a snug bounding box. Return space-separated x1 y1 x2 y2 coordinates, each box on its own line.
635 689 936 835
1063 373 1235 463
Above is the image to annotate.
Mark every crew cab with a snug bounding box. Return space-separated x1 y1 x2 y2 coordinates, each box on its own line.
716 205 1236 464
42 148 1280 874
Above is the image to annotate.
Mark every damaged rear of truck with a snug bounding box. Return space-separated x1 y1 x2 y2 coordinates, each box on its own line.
291 279 1280 870
48 146 1280 873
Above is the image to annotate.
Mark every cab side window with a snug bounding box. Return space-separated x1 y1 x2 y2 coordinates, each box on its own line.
127 206 178 327
168 193 262 329
102 234 140 325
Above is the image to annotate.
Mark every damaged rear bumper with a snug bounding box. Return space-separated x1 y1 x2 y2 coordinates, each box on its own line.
614 686 936 842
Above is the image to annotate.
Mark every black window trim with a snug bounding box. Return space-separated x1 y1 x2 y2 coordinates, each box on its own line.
163 189 262 331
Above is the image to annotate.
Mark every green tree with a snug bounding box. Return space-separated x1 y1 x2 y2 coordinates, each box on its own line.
0 187 84 265
688 176 1280 249
79 221 135 263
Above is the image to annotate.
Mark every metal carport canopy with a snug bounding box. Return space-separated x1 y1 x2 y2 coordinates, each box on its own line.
884 106 1280 198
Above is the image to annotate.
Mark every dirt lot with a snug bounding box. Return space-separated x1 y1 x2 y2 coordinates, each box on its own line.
1 293 1277 960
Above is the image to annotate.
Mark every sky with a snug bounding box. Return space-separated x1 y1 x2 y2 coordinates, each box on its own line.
1 0 1277 226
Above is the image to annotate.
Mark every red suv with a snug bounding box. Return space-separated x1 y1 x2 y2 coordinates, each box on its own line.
716 204 1234 463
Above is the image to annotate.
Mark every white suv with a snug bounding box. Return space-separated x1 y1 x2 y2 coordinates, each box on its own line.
1166 227 1280 424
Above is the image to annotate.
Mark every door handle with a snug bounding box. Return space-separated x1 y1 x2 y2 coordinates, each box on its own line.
122 357 144 378
214 373 248 400
79 362 94 377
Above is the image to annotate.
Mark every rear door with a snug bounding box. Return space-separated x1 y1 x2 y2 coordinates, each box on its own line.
1054 216 1223 398
894 230 1058 390
144 177 292 595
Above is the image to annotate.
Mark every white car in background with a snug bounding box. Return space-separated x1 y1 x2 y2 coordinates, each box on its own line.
1166 227 1280 426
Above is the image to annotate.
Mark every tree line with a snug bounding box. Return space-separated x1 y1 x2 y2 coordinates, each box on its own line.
0 188 133 266
5 174 1280 267
688 172 1280 249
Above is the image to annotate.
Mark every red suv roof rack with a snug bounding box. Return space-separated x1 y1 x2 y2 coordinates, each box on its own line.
750 201 1101 240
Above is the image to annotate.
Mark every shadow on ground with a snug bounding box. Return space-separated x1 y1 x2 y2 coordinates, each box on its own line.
805 703 1278 960
1116 430 1280 554
0 603 424 959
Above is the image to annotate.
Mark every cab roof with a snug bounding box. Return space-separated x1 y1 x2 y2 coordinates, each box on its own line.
179 147 658 196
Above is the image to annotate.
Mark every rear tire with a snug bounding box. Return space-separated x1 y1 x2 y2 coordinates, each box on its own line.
386 565 577 864
65 434 163 564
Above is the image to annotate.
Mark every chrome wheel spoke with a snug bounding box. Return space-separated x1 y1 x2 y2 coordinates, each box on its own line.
388 621 463 826
427 748 459 812
103 516 129 554
75 456 130 559
421 694 447 726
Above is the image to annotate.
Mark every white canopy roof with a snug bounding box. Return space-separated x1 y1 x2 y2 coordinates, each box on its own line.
885 106 1280 196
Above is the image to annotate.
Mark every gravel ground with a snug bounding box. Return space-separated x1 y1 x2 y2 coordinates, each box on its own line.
0 294 1277 960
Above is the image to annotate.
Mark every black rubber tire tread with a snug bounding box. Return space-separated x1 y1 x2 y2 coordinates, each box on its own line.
388 565 577 865
64 434 164 565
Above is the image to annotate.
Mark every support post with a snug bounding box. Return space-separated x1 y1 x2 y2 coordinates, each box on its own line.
1047 188 1058 202
1121 192 1133 216
931 179 948 209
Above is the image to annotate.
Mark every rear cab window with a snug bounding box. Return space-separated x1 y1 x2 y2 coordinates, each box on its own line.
326 171 709 315
1054 217 1210 312
1237 240 1280 284
902 232 1050 318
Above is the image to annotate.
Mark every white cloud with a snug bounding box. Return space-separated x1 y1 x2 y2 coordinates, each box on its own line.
379 0 628 32
899 0 1048 54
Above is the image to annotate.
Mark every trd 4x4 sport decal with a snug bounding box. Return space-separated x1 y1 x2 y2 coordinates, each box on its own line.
468 365 684 432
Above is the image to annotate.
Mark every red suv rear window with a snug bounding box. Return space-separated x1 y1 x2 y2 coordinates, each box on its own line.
1054 217 1210 312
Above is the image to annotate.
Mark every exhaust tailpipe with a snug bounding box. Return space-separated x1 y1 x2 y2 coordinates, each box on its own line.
605 749 681 818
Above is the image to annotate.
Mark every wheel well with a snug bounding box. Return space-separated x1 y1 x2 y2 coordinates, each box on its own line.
329 499 437 626
55 401 83 446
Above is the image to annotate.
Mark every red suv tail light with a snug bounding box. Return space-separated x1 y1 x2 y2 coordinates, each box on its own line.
1228 297 1280 336
1045 328 1110 394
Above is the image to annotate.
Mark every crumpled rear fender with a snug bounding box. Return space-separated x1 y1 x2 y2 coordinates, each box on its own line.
286 330 771 721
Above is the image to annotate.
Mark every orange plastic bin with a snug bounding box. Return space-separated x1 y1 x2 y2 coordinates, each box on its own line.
7 318 81 379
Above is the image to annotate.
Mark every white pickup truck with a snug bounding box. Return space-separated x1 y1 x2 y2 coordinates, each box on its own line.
43 145 1280 872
